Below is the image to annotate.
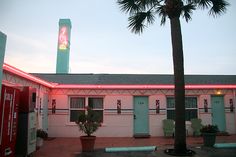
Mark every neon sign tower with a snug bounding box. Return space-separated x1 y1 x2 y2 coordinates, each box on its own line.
0 32 7 96
56 19 72 73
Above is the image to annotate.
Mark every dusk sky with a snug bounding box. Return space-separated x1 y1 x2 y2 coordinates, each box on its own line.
0 0 235 74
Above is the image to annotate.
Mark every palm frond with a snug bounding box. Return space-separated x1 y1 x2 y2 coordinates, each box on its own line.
128 11 155 34
146 10 156 24
155 5 167 25
209 0 229 17
185 0 229 17
181 3 196 22
138 0 160 9
198 0 212 9
117 0 140 14
117 0 163 14
185 0 211 9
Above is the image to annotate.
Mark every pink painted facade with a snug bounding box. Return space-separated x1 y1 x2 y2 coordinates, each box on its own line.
2 63 236 137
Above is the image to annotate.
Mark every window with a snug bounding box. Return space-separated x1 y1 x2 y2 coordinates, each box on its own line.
69 97 104 123
88 98 103 123
167 97 198 121
69 97 85 122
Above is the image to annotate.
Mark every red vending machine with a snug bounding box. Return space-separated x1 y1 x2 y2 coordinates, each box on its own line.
18 87 36 112
15 86 37 157
0 85 20 157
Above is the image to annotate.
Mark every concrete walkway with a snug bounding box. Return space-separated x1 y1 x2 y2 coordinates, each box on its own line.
35 135 236 157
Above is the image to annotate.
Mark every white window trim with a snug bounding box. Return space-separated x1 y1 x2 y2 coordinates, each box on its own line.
67 96 86 125
166 97 198 121
67 96 104 125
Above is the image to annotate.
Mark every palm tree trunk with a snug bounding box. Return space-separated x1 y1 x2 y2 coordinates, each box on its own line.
170 17 187 153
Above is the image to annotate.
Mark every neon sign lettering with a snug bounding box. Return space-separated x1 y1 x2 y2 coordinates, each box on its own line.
59 26 68 50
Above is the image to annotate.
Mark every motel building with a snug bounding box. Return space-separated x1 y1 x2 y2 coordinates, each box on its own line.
1 19 236 138
2 64 236 137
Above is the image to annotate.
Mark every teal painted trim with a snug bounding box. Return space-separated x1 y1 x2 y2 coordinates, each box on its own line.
214 143 236 148
105 146 157 152
59 19 72 28
0 31 7 96
56 50 70 73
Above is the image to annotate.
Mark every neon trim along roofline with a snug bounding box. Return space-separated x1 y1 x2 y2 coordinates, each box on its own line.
3 63 236 90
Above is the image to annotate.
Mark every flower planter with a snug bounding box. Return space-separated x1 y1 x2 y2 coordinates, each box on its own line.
76 108 101 152
202 132 216 147
36 137 44 150
80 136 96 152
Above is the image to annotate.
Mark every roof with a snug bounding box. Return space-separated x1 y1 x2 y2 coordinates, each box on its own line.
31 74 236 85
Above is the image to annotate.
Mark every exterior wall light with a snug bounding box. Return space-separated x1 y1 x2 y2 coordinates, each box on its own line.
216 90 222 95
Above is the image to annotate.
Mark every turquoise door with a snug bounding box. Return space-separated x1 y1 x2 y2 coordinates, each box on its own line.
211 96 226 131
133 96 149 137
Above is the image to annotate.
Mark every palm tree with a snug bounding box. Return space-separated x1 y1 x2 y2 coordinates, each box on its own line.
117 0 228 155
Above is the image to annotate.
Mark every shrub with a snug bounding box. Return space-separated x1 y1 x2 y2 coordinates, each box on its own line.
75 108 101 136
37 129 48 139
200 124 219 133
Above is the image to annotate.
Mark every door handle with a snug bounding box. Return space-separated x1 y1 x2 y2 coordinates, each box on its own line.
134 114 136 119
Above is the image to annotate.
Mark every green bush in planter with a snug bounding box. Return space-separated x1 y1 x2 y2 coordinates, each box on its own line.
37 129 48 139
200 125 219 133
200 124 219 147
75 108 101 136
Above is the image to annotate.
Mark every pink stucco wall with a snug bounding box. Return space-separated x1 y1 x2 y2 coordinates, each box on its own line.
2 70 236 137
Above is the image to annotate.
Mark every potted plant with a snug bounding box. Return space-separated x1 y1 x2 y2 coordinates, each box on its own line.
36 129 48 149
75 108 101 152
200 124 219 147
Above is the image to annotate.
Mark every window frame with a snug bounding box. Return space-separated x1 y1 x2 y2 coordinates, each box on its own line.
88 97 104 123
166 97 198 121
68 96 104 123
69 97 86 123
